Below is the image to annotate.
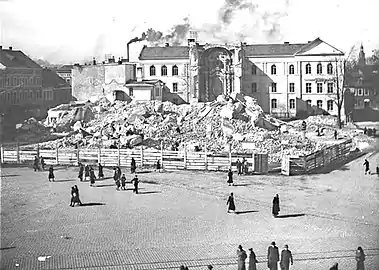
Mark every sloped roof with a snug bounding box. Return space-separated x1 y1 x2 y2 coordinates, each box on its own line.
139 46 190 60
42 68 70 88
57 65 73 72
244 43 306 57
125 79 162 87
0 49 41 68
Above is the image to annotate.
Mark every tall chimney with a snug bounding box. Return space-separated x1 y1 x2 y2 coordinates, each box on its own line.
126 43 130 62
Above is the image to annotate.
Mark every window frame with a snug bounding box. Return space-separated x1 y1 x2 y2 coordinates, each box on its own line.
172 65 178 76
306 83 312 93
289 99 295 109
317 82 323 93
289 83 295 93
149 65 156 76
305 63 311 74
271 98 277 109
161 65 168 76
172 82 178 93
252 82 257 93
252 64 257 75
271 82 277 92
327 82 333 93
289 65 294 75
327 100 334 111
317 100 323 108
317 63 322 74
271 64 276 75
327 63 333 74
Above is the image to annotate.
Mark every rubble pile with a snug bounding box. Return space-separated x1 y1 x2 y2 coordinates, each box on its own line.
15 118 58 142
18 93 376 164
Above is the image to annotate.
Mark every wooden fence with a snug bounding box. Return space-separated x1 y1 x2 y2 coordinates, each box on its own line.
0 144 268 173
281 139 354 175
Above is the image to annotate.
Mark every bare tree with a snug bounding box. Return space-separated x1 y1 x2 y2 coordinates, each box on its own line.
328 46 355 129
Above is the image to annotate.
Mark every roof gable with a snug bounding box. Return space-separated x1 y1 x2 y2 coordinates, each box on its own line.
295 38 344 56
139 46 190 60
245 43 306 57
0 49 42 68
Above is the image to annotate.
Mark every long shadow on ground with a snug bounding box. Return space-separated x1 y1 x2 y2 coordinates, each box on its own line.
137 191 161 195
80 203 106 207
276 214 305 218
235 210 259 215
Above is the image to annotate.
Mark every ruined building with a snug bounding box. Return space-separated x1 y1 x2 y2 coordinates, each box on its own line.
72 36 346 120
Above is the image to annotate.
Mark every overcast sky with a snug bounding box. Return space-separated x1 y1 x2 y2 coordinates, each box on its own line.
0 0 378 64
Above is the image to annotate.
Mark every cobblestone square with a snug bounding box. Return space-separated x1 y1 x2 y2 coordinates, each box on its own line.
1 152 379 269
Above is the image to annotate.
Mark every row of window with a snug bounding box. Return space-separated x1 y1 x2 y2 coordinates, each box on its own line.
0 76 41 88
355 88 370 96
271 99 334 110
0 89 53 104
262 63 334 75
149 65 179 76
252 82 334 93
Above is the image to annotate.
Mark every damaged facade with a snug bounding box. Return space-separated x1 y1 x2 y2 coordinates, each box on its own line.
72 37 345 120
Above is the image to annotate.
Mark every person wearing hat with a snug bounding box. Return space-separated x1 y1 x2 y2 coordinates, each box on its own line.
267 241 279 270
237 245 247 270
280 244 293 270
248 248 258 270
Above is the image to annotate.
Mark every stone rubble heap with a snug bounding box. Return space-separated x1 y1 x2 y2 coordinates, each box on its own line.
15 93 374 163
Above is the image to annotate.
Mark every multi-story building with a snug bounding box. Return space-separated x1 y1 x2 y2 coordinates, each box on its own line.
41 68 72 109
344 45 379 121
138 37 345 119
0 45 44 125
56 65 73 85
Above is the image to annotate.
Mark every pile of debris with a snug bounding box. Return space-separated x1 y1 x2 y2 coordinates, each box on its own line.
15 118 56 142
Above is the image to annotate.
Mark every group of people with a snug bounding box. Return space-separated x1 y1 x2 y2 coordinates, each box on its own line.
178 245 365 270
78 163 103 186
363 158 379 176
226 193 281 218
236 158 249 175
33 155 46 171
114 166 140 193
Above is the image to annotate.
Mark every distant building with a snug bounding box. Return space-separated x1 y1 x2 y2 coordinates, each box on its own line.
344 45 379 121
56 65 73 85
41 68 72 109
72 57 135 102
0 45 43 125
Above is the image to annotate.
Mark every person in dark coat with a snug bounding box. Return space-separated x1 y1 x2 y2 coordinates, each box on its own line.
376 166 379 176
242 157 247 175
90 166 96 186
226 192 236 213
131 174 139 194
227 168 233 186
113 167 118 181
272 194 280 217
48 165 55 181
334 130 338 140
121 174 126 190
267 241 279 270
70 185 82 207
78 163 84 181
236 159 242 175
355 246 365 270
115 175 121 191
98 163 104 179
156 160 161 172
363 159 370 175
33 156 39 172
131 158 136 174
237 245 247 270
248 248 258 270
40 156 45 171
329 262 338 270
280 244 293 270
84 165 90 180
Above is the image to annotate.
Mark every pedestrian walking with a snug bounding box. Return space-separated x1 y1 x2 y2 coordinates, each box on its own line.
248 248 258 270
334 130 338 140
156 160 161 172
131 157 136 174
267 241 279 270
132 174 139 194
40 156 45 171
78 163 84 181
90 166 96 187
84 164 90 180
98 163 104 179
48 165 55 181
70 185 82 207
244 159 249 175
280 244 293 270
33 156 39 172
113 167 120 181
121 173 126 190
237 245 247 270
376 166 379 176
272 194 280 217
226 192 236 213
236 158 242 175
115 176 121 191
363 159 370 175
355 246 365 270
242 157 247 175
227 168 233 186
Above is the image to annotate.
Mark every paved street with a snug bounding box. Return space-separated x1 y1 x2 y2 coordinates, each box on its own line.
1 151 379 269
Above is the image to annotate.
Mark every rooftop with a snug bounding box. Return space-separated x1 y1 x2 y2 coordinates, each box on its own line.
42 68 70 88
0 47 42 68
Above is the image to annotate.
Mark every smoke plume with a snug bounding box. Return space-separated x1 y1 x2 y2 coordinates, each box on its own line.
219 0 258 25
